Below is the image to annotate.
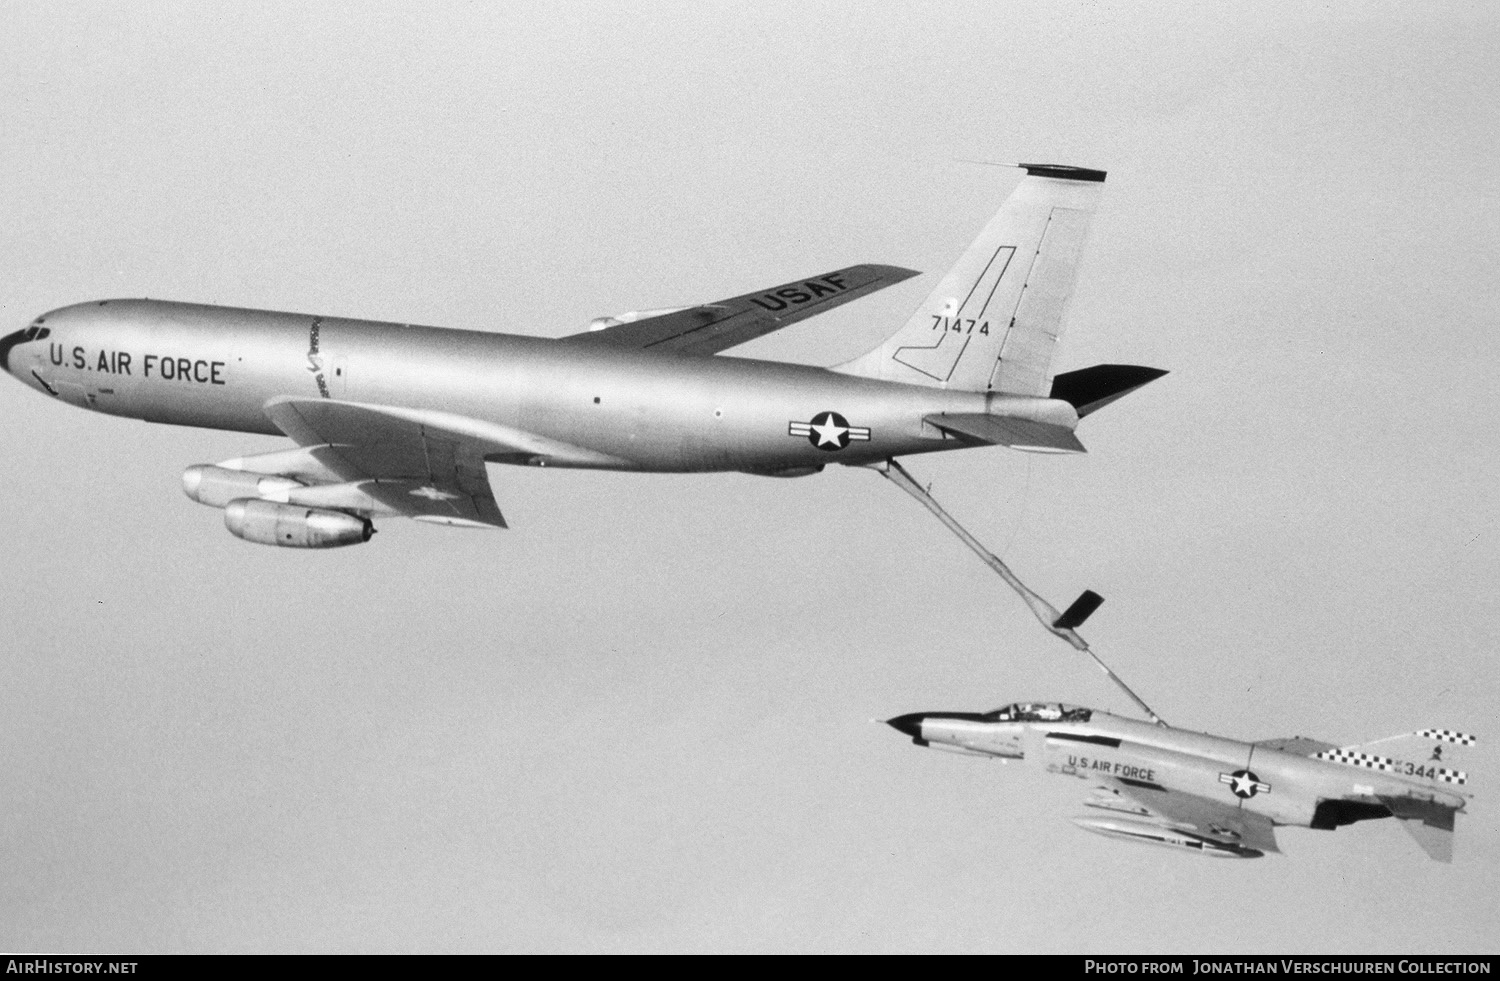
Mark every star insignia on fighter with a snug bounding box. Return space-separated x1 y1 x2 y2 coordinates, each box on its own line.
1219 769 1271 799
788 410 871 451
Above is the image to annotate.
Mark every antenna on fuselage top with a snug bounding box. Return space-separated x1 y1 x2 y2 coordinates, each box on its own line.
867 458 1167 727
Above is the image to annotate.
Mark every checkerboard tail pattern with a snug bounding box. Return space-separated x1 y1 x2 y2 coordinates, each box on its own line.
1418 728 1476 746
1314 747 1467 786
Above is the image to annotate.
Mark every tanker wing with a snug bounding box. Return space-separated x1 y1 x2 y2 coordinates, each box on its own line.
560 264 921 356
262 397 512 528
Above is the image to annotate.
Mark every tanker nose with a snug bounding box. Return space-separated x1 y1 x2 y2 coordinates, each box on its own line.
0 323 50 374
885 713 927 738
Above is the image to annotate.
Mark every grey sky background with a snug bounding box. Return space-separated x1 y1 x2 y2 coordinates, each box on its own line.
2 0 1496 954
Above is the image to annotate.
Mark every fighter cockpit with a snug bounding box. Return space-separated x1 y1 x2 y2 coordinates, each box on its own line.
980 702 1093 724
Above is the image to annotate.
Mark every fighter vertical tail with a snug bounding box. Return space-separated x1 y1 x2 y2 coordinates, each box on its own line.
1314 728 1474 863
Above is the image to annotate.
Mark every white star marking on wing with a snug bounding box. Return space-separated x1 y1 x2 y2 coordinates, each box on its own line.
409 485 460 501
810 416 848 447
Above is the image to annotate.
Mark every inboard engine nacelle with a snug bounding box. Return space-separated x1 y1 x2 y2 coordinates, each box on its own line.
223 499 374 548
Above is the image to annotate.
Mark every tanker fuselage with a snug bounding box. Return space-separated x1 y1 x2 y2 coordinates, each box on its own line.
3 299 1023 474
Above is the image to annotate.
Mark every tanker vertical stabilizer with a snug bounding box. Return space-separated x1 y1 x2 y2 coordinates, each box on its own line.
836 164 1105 395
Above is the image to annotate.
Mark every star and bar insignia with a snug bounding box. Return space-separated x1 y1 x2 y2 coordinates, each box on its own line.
1219 769 1271 800
788 410 871 451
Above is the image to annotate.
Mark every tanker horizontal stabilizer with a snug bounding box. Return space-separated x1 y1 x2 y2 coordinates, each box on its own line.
925 413 1085 454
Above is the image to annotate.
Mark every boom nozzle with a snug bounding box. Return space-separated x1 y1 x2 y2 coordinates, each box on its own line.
1054 590 1105 630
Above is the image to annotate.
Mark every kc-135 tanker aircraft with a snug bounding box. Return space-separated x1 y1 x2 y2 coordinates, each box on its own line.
2 164 1164 547
887 701 1474 861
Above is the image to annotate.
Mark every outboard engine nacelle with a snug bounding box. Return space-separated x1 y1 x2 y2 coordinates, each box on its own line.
223 499 374 548
183 465 302 508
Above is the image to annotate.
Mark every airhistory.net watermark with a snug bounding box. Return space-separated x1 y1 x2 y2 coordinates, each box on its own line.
6 962 137 974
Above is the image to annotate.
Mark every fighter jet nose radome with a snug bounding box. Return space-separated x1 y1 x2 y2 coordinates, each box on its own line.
886 714 926 738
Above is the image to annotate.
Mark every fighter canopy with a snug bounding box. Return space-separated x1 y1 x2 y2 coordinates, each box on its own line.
982 702 1094 723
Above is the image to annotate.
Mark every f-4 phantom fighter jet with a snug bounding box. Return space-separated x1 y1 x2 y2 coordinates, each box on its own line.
887 703 1474 861
2 165 1164 547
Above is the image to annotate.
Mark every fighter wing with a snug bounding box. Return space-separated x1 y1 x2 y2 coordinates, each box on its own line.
1094 780 1281 855
560 264 920 356
263 397 509 528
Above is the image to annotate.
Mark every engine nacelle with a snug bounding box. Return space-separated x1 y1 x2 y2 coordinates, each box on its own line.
223 499 374 548
183 465 301 508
